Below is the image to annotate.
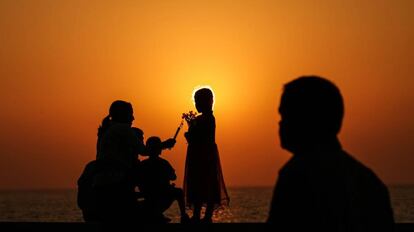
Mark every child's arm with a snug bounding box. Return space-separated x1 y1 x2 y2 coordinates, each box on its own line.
161 138 176 150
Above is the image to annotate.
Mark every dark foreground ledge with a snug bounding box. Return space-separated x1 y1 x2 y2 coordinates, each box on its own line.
0 222 413 232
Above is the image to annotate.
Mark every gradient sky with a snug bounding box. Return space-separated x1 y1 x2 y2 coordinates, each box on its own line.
0 0 413 189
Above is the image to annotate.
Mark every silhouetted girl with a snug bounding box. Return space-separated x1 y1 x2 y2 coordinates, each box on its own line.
183 88 229 223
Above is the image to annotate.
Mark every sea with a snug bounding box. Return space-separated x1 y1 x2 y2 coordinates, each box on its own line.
0 186 413 223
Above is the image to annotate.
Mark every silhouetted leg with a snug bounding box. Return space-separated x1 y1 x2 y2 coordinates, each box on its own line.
203 202 214 223
193 202 202 221
173 188 190 223
173 188 186 216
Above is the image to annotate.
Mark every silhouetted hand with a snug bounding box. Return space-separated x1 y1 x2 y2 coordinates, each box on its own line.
162 138 176 149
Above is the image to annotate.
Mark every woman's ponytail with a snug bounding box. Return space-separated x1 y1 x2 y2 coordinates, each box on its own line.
98 115 111 138
96 115 111 158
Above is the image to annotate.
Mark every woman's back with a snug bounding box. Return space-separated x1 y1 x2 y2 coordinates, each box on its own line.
97 122 142 168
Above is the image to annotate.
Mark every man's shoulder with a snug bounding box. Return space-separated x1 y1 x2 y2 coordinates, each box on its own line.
342 151 377 175
279 150 385 184
342 150 388 189
278 155 308 178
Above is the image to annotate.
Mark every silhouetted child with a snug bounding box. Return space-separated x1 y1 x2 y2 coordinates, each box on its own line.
183 88 229 223
140 136 190 223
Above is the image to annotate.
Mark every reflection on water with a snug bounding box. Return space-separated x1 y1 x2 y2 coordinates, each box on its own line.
0 186 413 222
165 187 273 223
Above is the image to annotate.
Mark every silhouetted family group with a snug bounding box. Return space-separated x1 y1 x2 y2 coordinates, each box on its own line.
77 76 395 231
78 87 229 224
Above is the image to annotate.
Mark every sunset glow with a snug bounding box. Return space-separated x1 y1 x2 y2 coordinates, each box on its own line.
0 0 413 189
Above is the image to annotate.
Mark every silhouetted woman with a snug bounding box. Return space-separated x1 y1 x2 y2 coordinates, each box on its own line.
183 88 229 223
93 100 175 221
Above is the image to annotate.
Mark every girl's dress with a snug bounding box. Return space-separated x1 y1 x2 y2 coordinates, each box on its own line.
183 111 229 208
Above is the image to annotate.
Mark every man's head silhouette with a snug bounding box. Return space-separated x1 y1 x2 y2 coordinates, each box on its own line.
269 76 394 230
279 76 344 153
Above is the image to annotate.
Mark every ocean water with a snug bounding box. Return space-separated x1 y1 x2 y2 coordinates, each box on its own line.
0 186 413 223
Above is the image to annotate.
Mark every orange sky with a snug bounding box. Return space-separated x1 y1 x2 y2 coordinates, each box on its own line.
0 0 413 189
